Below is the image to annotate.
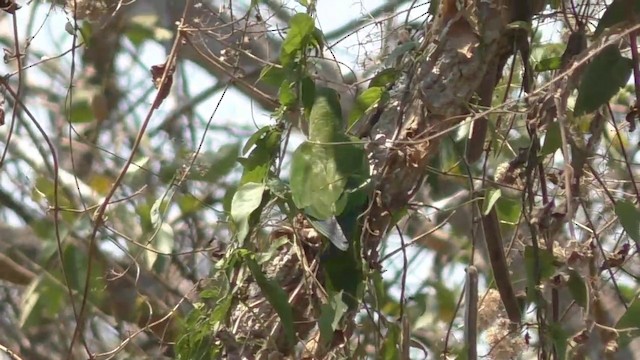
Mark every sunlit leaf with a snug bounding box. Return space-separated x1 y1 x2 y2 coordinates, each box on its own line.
280 13 315 65
231 182 266 241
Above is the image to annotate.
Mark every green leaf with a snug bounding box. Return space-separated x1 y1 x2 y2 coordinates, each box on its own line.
347 86 385 127
615 200 640 242
482 188 502 215
231 183 266 242
319 291 348 347
594 0 640 37
308 87 343 143
567 269 587 308
280 13 316 66
245 258 295 349
534 56 562 72
540 121 561 156
574 46 633 115
369 68 399 88
290 142 345 219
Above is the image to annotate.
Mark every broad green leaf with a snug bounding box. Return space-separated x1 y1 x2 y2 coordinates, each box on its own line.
540 121 561 156
534 56 562 72
615 200 640 242
290 142 345 219
319 291 348 347
482 188 502 215
308 87 343 143
280 13 315 65
231 182 266 242
574 46 633 115
348 86 385 127
245 258 295 349
567 269 587 308
594 0 640 36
